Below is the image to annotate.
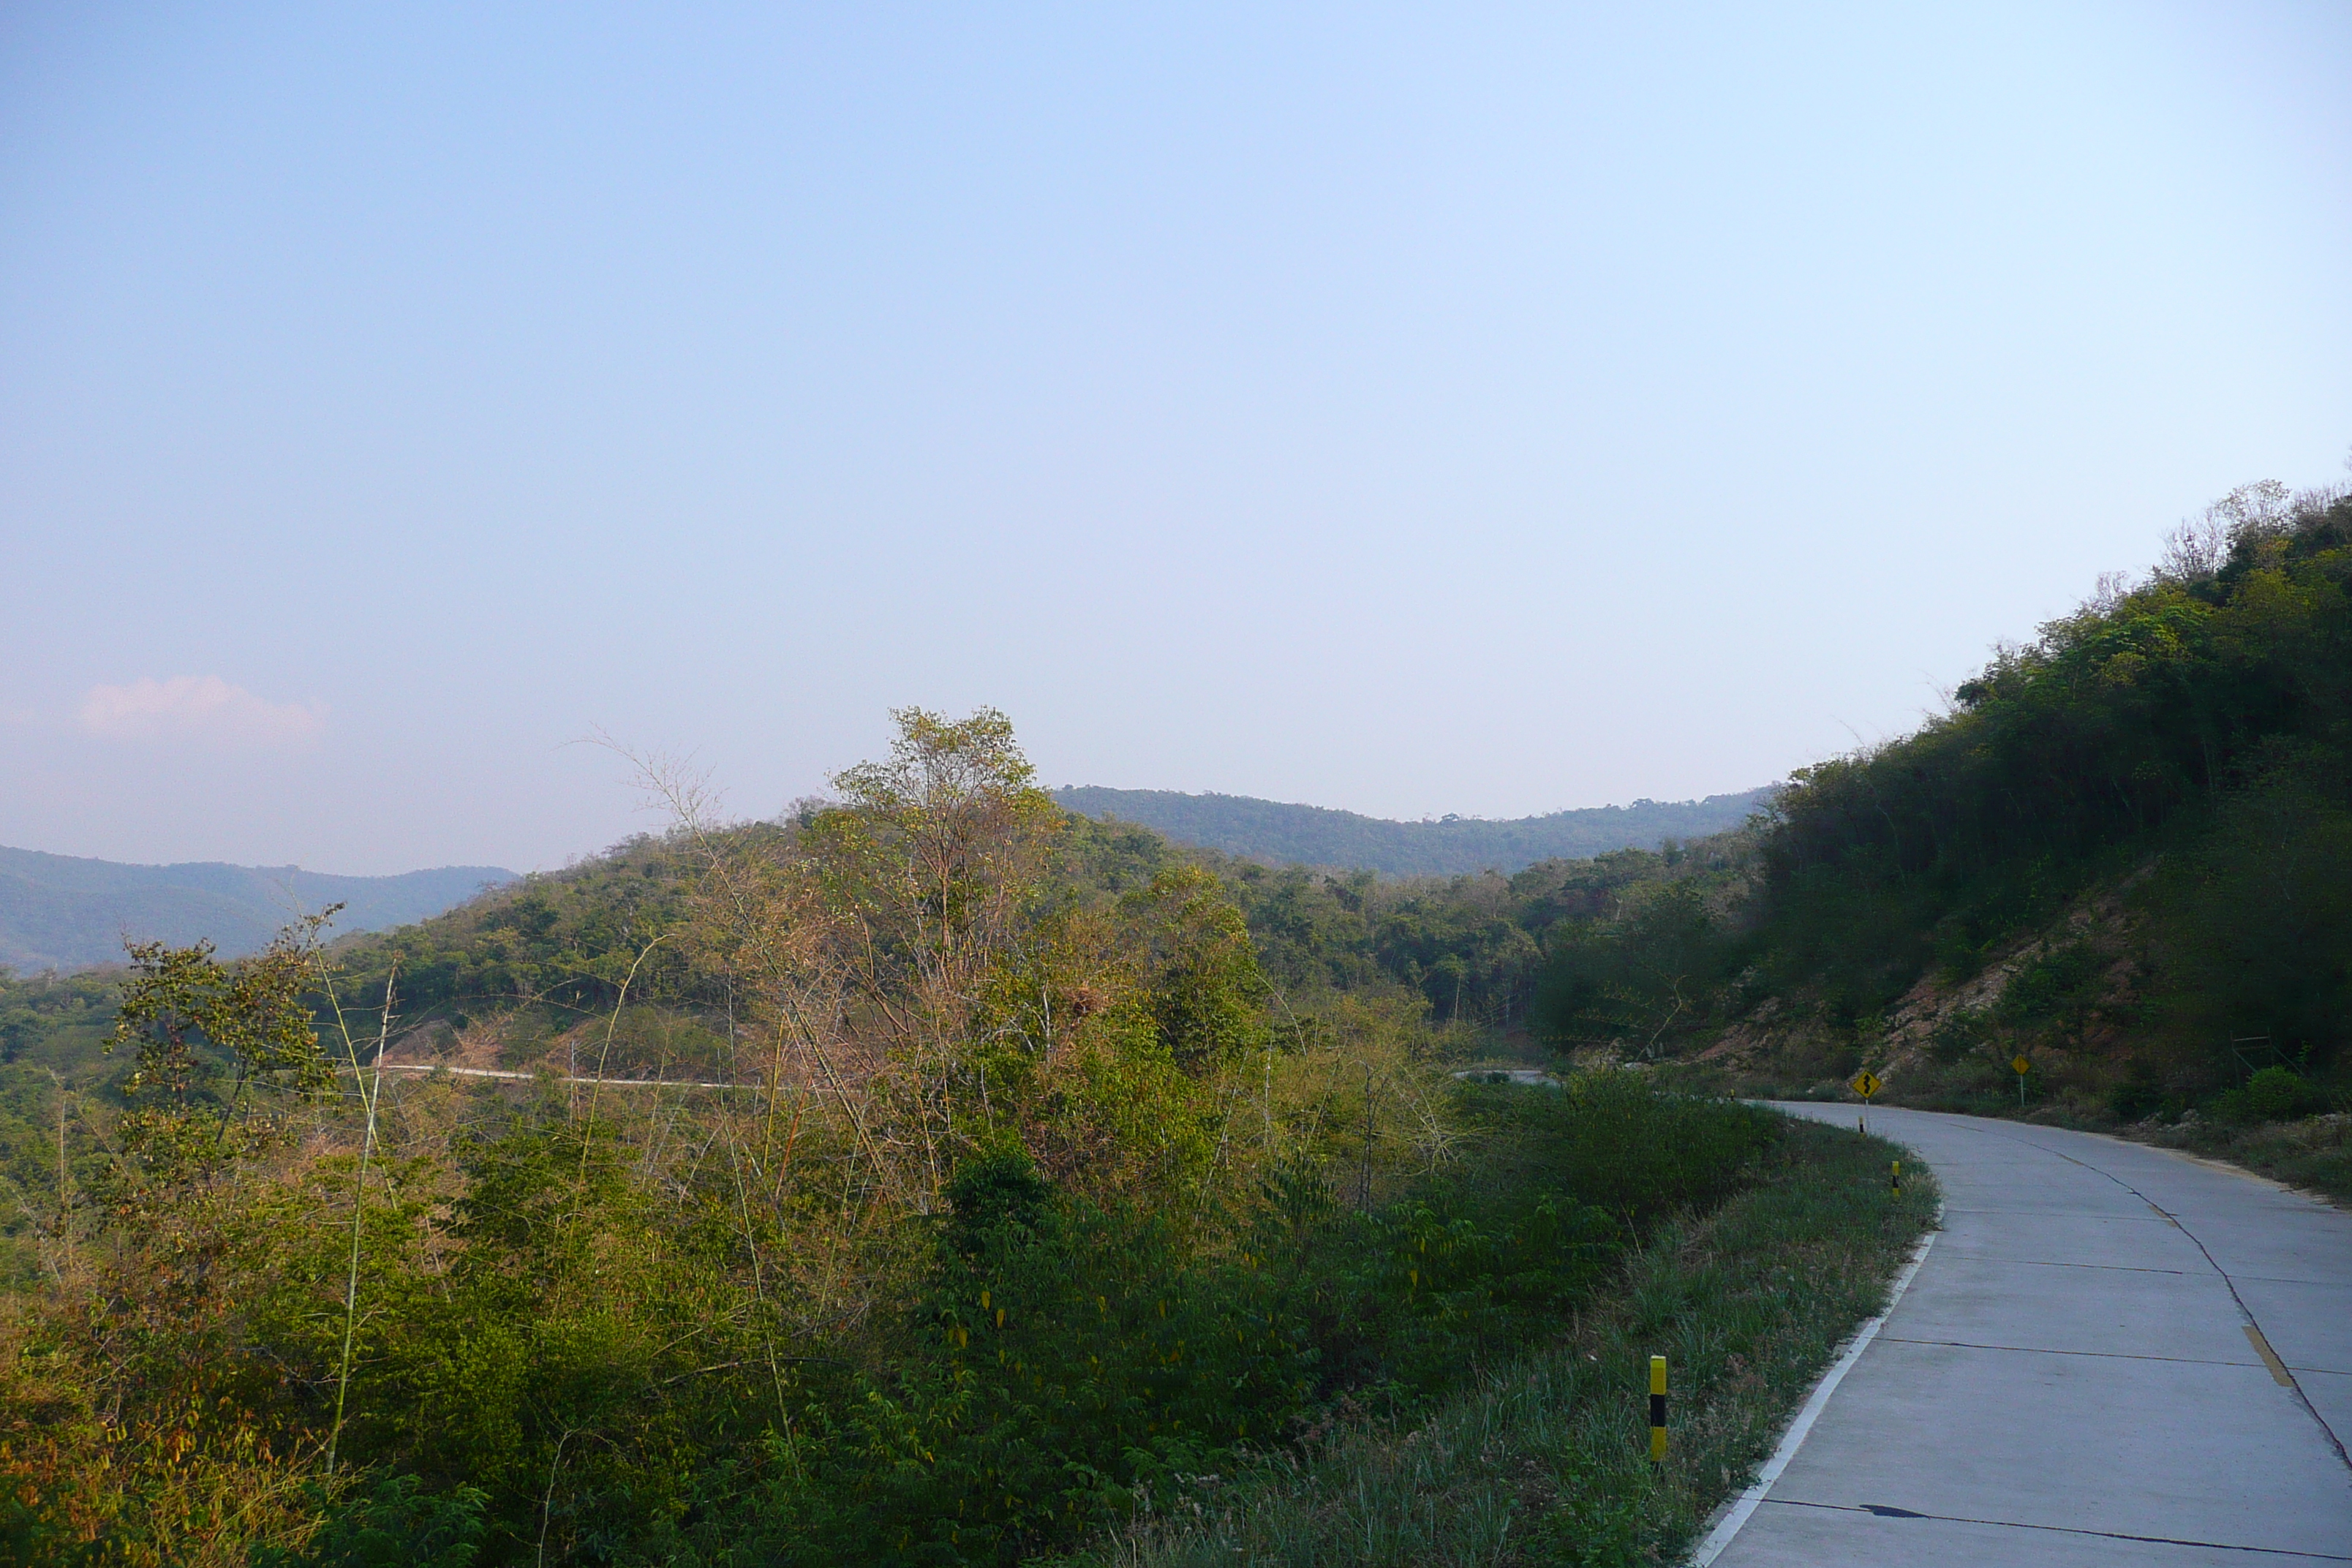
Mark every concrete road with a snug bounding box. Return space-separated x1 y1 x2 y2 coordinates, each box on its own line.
1706 1104 2352 1567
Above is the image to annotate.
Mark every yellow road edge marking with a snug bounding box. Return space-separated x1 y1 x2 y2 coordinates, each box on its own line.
2244 1324 2294 1388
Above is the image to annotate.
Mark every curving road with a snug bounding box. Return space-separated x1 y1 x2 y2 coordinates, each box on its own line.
1703 1104 2352 1567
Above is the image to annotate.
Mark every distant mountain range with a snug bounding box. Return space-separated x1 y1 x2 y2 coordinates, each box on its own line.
0 847 516 973
1049 785 1776 877
1 785 1771 969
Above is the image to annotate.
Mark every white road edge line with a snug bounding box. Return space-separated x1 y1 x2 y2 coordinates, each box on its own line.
1687 1208 1942 1567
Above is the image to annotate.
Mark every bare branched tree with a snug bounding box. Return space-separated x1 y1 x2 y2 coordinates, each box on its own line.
2157 478 2293 583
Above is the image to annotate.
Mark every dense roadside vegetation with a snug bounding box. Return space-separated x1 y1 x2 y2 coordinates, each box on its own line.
1088 1115 1933 1568
0 714 1805 1567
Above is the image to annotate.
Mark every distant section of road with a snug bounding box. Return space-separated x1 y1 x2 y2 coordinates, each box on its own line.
1707 1105 2352 1567
366 1063 733 1090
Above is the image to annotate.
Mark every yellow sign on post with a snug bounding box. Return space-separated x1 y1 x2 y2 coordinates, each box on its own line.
2011 1055 2031 1075
1850 1071 1882 1098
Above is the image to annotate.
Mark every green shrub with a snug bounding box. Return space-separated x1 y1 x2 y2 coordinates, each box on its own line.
2107 1075 2169 1123
255 1474 488 1568
2244 1066 2321 1121
1997 941 2106 1036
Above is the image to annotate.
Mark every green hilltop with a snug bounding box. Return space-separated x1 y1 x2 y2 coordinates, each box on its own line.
1049 784 1772 875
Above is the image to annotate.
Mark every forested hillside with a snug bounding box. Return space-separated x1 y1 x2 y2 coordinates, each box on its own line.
1740 482 2350 1085
0 848 514 972
1509 480 2352 1192
1051 785 1770 875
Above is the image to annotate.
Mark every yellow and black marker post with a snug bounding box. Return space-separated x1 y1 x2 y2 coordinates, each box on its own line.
1648 1355 1668 1464
1891 1158 1901 1196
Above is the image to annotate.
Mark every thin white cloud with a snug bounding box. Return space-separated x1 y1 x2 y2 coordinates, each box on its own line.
78 676 325 746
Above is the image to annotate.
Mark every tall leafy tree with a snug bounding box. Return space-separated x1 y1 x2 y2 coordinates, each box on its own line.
108 916 334 1184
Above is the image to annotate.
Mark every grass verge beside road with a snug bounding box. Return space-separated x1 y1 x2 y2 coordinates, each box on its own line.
1078 1112 1935 1567
2128 1113 2352 1207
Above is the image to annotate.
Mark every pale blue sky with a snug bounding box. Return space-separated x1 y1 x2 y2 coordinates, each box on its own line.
4 3 2348 874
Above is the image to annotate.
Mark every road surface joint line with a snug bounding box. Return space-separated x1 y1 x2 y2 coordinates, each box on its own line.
1946 1256 2195 1275
1879 1333 2264 1369
1755 1496 2352 1560
1940 1207 2176 1222
1917 1112 2352 1473
1686 1200 1942 1567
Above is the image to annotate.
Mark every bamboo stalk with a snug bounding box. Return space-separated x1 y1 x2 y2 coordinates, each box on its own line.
323 957 396 1473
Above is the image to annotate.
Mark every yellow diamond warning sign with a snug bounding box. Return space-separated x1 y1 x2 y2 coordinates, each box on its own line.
1850 1071 1882 1098
2012 1055 2032 1075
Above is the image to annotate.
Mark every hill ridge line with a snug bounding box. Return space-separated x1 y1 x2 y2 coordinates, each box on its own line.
1049 784 1776 877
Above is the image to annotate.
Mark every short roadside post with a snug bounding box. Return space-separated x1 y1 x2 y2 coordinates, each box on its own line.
2011 1053 2031 1107
1891 1158 1901 1196
1849 1069 1882 1134
1648 1355 1668 1465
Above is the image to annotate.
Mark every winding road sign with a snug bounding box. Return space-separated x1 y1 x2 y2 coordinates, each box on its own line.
1850 1070 1882 1098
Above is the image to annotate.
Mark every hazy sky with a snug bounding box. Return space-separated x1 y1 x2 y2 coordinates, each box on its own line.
4 3 2348 875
